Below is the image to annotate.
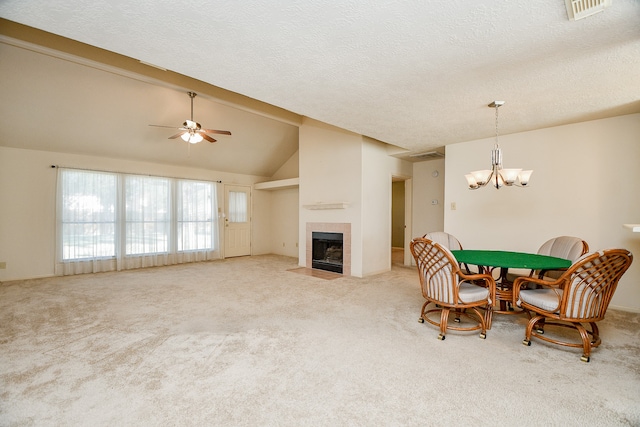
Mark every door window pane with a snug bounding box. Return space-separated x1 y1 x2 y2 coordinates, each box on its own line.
228 191 247 223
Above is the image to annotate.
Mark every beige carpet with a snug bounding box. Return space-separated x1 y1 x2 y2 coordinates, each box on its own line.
1 254 639 426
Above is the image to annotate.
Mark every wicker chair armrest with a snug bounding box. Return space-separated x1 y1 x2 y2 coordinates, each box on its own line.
513 275 563 289
458 271 494 283
537 267 568 279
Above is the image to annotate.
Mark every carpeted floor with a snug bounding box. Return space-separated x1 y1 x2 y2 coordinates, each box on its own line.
1 254 639 426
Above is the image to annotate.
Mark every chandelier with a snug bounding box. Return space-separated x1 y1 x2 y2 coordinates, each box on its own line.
465 101 533 189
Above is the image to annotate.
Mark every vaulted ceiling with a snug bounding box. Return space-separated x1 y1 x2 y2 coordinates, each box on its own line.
1 1 639 174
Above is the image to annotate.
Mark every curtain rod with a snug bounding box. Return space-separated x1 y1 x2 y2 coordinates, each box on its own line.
50 165 223 184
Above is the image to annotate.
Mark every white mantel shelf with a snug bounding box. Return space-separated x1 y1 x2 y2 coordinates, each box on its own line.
623 224 640 232
254 178 299 191
303 202 350 210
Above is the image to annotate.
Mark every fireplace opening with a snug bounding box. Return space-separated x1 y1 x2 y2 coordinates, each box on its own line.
312 232 343 274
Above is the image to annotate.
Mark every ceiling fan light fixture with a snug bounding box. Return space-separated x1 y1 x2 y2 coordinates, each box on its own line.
190 133 203 144
181 132 203 144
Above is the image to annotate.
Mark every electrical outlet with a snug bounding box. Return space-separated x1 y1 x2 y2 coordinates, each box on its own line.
0 262 6 269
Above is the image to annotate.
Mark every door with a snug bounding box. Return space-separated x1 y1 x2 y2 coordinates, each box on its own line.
224 185 251 257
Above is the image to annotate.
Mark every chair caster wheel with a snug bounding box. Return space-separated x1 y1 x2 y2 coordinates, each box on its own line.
454 317 461 323
437 334 445 341
535 328 545 335
580 355 590 363
523 339 531 346
479 333 486 339
418 317 424 323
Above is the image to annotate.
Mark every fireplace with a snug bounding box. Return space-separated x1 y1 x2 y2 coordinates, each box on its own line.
312 232 343 274
306 222 351 276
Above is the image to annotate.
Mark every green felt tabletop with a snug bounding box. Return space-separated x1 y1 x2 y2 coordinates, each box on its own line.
450 249 572 270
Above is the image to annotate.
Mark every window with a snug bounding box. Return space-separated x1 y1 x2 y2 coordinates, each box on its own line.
59 169 117 260
125 175 170 255
177 180 216 251
57 168 220 274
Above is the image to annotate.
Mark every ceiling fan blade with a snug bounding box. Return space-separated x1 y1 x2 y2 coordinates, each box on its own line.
149 124 180 129
168 131 187 139
201 129 232 135
201 134 217 143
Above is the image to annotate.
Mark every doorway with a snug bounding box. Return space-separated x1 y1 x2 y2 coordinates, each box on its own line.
391 177 412 266
224 184 251 258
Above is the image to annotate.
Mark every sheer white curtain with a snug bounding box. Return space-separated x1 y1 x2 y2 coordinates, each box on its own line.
175 180 219 263
121 175 172 269
56 168 118 275
56 168 220 275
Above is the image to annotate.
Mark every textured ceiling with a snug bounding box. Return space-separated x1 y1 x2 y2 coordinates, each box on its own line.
1 0 639 159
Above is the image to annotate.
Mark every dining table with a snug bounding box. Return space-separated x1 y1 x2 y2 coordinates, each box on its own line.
450 249 572 328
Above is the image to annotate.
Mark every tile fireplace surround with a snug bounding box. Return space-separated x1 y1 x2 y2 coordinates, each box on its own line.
306 222 351 276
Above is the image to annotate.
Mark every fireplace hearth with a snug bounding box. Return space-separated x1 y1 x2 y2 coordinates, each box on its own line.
312 232 343 274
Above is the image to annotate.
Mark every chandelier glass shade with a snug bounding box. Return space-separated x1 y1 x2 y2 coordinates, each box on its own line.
465 101 533 190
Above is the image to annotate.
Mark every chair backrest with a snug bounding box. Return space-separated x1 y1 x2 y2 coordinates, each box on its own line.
537 236 589 261
423 231 463 251
410 237 460 304
560 249 633 320
537 236 589 279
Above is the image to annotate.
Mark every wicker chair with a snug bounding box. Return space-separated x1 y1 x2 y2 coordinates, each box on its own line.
507 236 589 283
410 237 496 340
513 249 633 362
423 231 473 273
423 231 463 250
535 236 589 280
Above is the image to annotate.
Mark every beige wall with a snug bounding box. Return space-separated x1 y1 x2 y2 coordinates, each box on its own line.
0 146 270 281
265 188 299 258
252 151 300 257
361 138 412 276
411 158 445 239
298 119 364 275
444 114 640 312
298 119 412 277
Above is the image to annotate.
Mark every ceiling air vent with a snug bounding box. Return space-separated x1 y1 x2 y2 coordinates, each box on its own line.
409 151 444 160
565 0 612 21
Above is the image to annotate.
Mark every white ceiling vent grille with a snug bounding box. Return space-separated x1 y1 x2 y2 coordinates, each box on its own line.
409 151 445 160
565 0 612 21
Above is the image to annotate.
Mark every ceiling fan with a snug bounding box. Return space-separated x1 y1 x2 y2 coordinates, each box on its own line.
149 91 231 144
